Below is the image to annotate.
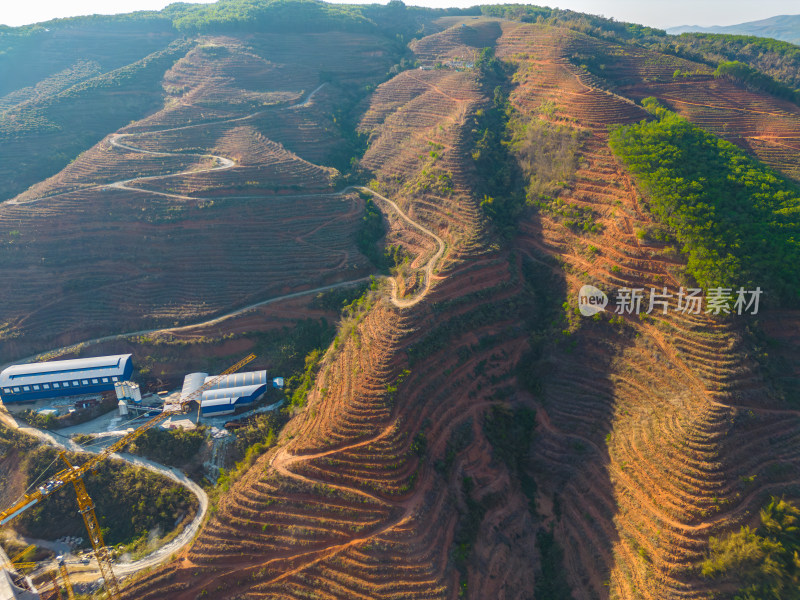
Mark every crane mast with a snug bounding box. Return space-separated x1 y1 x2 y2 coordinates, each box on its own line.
57 557 76 600
48 571 63 600
61 452 120 599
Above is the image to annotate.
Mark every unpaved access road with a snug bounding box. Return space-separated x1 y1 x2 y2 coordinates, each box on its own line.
0 408 208 581
350 186 445 308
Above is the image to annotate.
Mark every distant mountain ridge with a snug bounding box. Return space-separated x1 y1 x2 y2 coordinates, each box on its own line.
667 14 800 44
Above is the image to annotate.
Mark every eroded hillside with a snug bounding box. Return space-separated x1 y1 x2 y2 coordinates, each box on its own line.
2 8 800 600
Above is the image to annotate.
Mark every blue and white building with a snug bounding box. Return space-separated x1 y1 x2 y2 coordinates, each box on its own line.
181 370 268 417
0 355 134 403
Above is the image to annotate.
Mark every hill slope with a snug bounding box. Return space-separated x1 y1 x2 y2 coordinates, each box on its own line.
2 4 800 600
0 30 396 363
117 15 800 600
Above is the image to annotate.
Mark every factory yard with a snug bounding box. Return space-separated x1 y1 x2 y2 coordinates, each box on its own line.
0 352 283 598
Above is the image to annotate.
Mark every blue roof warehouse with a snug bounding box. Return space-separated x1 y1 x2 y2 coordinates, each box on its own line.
0 355 134 403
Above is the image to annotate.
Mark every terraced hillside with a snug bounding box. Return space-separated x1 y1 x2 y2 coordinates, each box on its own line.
495 21 800 599
0 33 395 363
118 17 541 600
118 15 800 600
551 31 800 183
3 6 800 600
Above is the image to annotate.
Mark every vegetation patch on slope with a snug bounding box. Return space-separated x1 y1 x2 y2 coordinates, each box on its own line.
126 426 207 468
168 0 373 34
668 34 800 93
355 194 406 272
472 47 525 236
479 4 664 42
713 60 800 104
483 404 537 513
0 39 191 200
452 475 488 597
164 0 440 37
609 98 800 305
701 497 800 599
511 115 593 232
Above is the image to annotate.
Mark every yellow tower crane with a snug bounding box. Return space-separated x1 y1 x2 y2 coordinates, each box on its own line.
5 544 75 598
0 353 257 599
42 557 75 600
3 544 35 570
56 557 76 600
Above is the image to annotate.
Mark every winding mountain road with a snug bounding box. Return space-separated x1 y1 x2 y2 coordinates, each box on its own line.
5 83 326 207
0 78 446 588
1 185 445 369
3 172 442 371
351 186 445 308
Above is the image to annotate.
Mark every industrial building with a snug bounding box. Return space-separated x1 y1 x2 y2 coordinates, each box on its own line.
0 355 133 403
181 370 269 416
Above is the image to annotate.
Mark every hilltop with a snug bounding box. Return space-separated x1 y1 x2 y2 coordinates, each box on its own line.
668 14 800 44
0 2 799 599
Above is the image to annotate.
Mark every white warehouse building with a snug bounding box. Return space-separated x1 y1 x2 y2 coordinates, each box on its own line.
181 370 268 416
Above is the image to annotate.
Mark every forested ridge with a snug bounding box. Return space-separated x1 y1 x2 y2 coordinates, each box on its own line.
702 497 800 599
668 33 800 92
609 98 800 305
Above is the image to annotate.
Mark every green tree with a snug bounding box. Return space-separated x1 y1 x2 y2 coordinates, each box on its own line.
702 497 800 599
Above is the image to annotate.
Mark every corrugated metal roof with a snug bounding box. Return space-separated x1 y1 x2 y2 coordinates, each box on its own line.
204 371 267 390
181 372 208 400
0 355 132 388
202 384 264 402
201 397 236 408
180 370 267 404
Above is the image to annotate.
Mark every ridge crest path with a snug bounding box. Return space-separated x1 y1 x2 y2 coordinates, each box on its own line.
350 186 446 309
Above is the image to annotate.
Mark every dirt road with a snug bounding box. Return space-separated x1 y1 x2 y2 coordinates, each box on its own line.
350 186 445 308
0 407 208 580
